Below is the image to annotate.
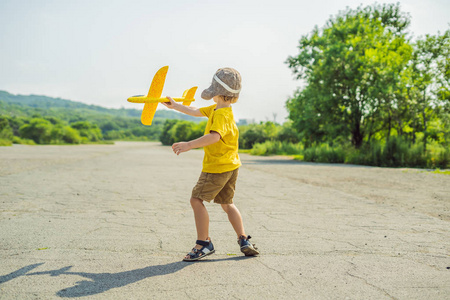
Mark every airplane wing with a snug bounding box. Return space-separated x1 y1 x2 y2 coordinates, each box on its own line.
141 66 169 125
182 86 197 106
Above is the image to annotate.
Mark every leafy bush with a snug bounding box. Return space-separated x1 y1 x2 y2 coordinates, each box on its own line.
239 125 267 149
0 120 14 142
104 130 125 140
0 138 12 146
427 143 450 169
406 143 427 168
381 137 410 167
239 121 287 149
160 119 179 145
303 144 346 163
19 118 53 144
159 119 206 145
51 125 82 144
300 138 449 169
277 121 300 143
70 121 102 142
12 136 36 145
250 141 302 156
436 149 450 169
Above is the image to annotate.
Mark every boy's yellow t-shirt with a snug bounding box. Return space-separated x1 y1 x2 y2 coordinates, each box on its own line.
199 104 241 173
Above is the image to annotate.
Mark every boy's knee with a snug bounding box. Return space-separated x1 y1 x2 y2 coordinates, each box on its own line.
190 197 203 207
221 203 232 213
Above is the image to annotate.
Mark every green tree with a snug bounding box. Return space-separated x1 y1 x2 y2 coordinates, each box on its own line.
239 124 267 149
19 118 53 144
8 116 26 136
276 121 300 143
160 119 179 145
170 121 194 143
0 116 14 141
409 30 450 151
71 121 103 142
286 3 411 148
50 125 82 144
188 121 207 141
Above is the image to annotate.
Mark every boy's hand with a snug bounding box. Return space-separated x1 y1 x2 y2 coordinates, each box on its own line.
162 96 176 109
172 142 191 155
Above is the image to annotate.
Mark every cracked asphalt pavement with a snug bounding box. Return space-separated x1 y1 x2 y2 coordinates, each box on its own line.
0 142 449 299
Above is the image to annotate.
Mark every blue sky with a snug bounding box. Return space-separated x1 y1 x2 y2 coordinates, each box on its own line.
0 0 449 122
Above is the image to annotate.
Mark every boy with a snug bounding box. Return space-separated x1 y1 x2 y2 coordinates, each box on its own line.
162 67 259 261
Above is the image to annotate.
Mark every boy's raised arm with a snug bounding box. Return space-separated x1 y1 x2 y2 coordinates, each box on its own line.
162 96 204 117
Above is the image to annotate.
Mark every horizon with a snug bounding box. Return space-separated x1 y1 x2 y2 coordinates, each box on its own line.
0 89 258 124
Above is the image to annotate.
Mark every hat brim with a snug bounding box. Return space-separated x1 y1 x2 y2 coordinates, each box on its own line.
201 86 215 100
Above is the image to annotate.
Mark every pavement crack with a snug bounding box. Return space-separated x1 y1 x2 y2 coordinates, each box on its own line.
318 236 363 250
261 224 275 232
257 260 294 286
346 272 398 300
102 219 147 228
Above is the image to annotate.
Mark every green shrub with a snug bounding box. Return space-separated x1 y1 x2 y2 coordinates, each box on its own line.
250 141 302 156
381 137 409 167
279 141 303 155
49 125 82 144
104 130 126 140
0 138 12 146
303 144 345 163
303 146 319 162
12 136 36 145
406 143 428 168
239 126 267 149
277 121 300 143
169 121 191 142
346 141 383 166
368 142 383 166
345 150 367 165
160 119 179 145
19 118 53 144
70 121 102 142
315 138 447 169
428 144 450 169
436 150 450 169
0 116 14 142
159 119 206 145
0 127 13 141
63 126 82 144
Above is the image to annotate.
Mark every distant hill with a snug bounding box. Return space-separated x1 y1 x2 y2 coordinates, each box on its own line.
0 90 199 122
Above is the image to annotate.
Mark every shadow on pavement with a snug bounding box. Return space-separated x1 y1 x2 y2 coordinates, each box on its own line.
0 263 44 285
6 256 253 298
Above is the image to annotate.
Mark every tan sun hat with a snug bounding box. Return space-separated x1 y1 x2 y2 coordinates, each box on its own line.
201 68 242 100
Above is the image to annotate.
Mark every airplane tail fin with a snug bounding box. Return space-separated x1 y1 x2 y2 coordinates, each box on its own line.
182 86 198 106
141 66 169 125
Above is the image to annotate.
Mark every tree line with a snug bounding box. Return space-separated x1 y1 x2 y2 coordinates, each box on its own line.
0 94 194 145
1 108 448 168
0 113 166 146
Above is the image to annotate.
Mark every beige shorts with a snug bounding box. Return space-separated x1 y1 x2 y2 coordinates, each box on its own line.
191 168 239 204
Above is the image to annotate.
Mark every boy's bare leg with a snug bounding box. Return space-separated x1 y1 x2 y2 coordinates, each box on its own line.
221 204 245 238
190 197 210 251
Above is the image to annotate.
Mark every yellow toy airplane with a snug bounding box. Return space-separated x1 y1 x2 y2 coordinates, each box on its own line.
127 66 197 125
